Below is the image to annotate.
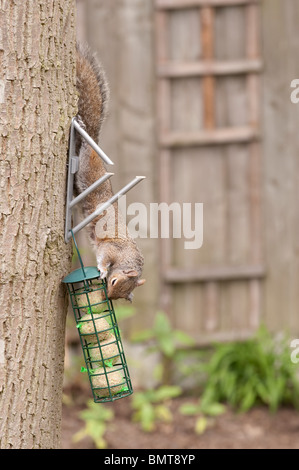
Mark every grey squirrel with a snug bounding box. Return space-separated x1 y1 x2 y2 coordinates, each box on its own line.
75 43 145 301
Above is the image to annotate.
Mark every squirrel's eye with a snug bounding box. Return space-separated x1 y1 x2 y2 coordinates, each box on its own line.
111 278 118 286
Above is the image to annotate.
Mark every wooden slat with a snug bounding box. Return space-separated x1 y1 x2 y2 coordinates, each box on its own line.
159 150 172 268
156 0 258 10
202 82 215 129
246 3 260 128
155 9 169 67
159 150 173 313
160 126 260 147
200 6 220 333
157 59 262 77
155 9 173 314
165 265 265 282
157 79 171 133
249 279 260 329
246 2 262 330
248 142 262 262
193 328 256 347
201 6 215 129
204 281 219 331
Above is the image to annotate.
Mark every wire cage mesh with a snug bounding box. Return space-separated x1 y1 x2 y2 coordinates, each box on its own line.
63 234 133 403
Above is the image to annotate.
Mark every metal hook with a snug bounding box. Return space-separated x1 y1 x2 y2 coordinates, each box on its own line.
65 118 145 243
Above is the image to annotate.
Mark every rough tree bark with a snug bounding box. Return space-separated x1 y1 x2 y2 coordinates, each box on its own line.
0 0 77 448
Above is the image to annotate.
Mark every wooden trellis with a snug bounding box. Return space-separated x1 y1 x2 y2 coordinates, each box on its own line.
155 0 263 344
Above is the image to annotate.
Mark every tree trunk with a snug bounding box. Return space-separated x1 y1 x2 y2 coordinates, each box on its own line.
0 0 77 449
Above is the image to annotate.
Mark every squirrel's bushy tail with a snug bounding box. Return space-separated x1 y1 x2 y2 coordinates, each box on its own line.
76 43 110 144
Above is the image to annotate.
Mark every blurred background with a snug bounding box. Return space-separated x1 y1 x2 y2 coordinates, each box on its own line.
62 0 299 449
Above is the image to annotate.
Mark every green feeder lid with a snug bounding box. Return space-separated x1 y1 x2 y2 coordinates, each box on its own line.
62 266 101 284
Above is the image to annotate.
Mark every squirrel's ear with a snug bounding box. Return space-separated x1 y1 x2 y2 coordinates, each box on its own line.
137 279 146 286
123 269 138 278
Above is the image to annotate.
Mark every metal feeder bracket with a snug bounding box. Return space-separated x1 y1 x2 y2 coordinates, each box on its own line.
65 117 145 243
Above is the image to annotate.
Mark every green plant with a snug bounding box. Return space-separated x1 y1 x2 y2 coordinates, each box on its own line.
114 304 136 322
132 311 194 357
199 327 299 413
73 400 114 448
131 385 182 432
179 400 226 435
131 311 195 383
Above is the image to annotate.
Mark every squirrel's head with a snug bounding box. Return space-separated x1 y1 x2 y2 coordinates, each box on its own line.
106 269 146 301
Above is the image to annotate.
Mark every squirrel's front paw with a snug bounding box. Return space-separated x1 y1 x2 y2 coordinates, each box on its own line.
96 254 110 279
97 263 109 279
99 269 108 280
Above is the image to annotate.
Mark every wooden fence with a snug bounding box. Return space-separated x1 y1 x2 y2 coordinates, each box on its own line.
77 0 299 342
155 0 263 344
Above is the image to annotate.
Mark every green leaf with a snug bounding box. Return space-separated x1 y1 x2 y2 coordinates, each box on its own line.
179 403 200 416
155 404 173 423
239 389 257 412
152 385 182 403
131 392 149 410
140 403 156 432
158 335 176 357
74 401 113 449
72 428 88 443
114 305 136 321
195 416 208 435
154 311 172 335
80 403 114 423
86 420 106 439
255 381 270 404
153 363 164 382
130 329 154 343
173 330 195 347
199 402 226 417
94 436 107 449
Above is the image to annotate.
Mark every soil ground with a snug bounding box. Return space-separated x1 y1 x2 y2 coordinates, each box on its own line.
61 384 299 449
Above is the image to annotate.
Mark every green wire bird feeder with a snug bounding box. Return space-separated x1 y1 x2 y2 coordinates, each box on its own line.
63 234 133 403
62 119 145 403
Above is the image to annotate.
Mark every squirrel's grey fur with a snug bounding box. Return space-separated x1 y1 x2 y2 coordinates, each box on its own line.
75 43 145 301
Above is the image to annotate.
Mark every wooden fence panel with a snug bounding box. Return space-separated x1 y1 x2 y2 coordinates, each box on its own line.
155 0 263 343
